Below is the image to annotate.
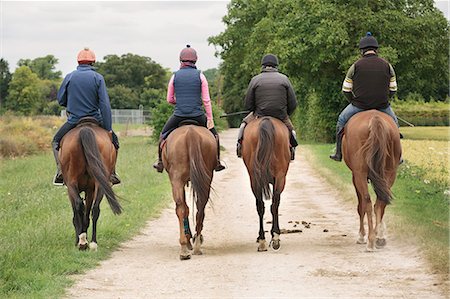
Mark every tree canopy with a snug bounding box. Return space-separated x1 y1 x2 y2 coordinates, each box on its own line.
95 53 169 109
209 0 449 140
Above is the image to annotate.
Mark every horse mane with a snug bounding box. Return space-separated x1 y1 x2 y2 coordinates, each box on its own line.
360 115 393 204
252 117 275 199
187 127 213 206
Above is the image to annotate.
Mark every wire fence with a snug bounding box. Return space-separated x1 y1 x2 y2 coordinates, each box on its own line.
60 106 152 124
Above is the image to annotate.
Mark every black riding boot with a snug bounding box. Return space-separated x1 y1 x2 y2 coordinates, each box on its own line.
110 150 121 185
329 127 344 162
236 122 246 158
52 142 64 186
214 135 225 172
153 138 164 173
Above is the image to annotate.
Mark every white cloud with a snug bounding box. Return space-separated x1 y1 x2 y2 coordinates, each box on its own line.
1 1 229 76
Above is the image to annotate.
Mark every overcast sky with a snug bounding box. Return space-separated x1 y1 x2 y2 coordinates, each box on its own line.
1 0 448 77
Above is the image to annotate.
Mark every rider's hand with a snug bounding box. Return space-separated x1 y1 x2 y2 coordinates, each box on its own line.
207 119 214 129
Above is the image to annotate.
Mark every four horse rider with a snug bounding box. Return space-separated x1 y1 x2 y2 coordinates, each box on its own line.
330 32 400 162
52 47 120 186
235 54 298 160
53 33 401 183
152 45 225 173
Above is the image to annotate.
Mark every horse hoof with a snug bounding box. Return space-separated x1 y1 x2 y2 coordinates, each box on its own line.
257 239 268 252
271 240 281 251
78 243 89 251
375 238 386 248
89 242 98 251
356 237 367 244
180 254 191 260
193 249 203 255
193 234 204 245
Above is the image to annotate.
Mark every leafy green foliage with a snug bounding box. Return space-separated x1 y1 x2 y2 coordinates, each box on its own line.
0 59 12 110
95 54 169 110
210 0 449 140
17 55 62 80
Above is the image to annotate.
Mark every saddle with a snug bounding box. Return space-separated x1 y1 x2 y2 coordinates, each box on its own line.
76 117 100 127
178 119 200 127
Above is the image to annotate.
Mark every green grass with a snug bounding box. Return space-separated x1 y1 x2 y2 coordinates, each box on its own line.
400 126 450 141
302 138 449 277
0 136 171 298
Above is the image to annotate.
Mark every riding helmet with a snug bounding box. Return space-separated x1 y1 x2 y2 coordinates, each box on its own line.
179 45 198 62
77 47 96 64
359 32 379 50
261 54 279 67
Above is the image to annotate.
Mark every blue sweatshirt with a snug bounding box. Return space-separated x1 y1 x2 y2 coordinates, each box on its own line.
57 64 112 131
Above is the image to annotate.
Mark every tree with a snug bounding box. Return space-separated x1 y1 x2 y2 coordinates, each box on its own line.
18 55 62 80
5 66 43 115
95 53 169 109
210 0 449 140
0 58 12 110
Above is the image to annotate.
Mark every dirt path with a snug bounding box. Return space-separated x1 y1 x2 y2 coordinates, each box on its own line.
67 129 445 298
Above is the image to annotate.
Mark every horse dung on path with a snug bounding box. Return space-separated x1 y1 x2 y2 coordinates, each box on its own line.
342 110 402 251
162 125 217 260
59 120 122 251
242 117 291 252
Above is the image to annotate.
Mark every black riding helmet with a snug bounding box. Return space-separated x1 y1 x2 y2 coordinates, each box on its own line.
359 32 379 52
261 54 278 67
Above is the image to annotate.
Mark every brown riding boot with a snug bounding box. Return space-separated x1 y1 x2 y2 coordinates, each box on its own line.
214 135 225 172
153 138 164 173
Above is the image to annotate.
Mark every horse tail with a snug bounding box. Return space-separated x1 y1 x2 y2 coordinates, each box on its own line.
253 117 275 199
79 127 122 214
361 115 392 204
187 128 212 206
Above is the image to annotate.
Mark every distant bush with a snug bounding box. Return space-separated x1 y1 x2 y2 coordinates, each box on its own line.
391 96 449 126
0 115 63 158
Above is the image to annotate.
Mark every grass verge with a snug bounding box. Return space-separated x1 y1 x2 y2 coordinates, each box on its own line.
0 136 171 298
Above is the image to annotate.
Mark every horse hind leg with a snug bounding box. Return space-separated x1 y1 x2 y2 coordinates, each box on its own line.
253 187 267 252
68 185 85 248
374 196 388 249
89 185 103 252
353 174 368 245
270 188 282 251
193 197 208 255
173 182 191 260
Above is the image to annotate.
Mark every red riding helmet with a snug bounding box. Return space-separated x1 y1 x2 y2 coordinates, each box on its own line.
179 45 197 62
77 47 96 64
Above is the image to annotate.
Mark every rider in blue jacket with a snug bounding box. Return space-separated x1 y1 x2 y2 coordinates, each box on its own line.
52 47 120 185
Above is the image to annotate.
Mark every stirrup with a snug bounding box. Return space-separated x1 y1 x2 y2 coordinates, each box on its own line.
153 161 164 173
110 173 121 185
329 154 342 162
53 172 64 186
215 162 225 172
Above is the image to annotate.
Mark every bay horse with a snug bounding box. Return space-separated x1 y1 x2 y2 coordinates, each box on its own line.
342 110 401 251
59 119 122 251
162 124 217 260
242 116 291 252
